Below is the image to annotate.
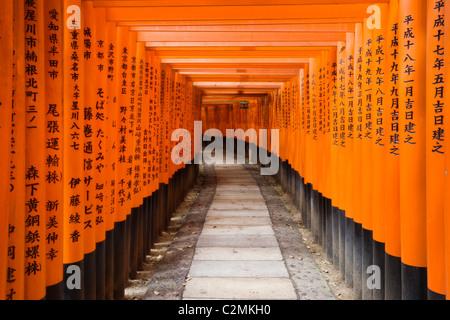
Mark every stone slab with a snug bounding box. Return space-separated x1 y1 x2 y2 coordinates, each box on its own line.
182 277 298 300
204 216 272 226
196 235 279 248
206 210 270 217
188 260 290 278
200 225 274 236
193 247 283 261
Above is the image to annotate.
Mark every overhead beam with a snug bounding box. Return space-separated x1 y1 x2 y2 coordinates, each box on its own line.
149 46 331 51
137 31 348 42
184 75 295 82
94 0 389 7
194 82 284 88
168 63 307 69
130 23 356 32
203 90 272 94
153 50 326 58
119 18 363 26
161 58 310 63
146 41 338 47
105 4 373 22
178 69 301 75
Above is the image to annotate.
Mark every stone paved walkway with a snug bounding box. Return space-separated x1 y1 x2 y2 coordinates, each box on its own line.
183 165 298 300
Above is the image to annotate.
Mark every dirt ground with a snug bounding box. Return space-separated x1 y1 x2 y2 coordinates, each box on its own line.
125 164 355 300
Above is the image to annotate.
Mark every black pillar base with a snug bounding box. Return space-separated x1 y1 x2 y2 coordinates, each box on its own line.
46 281 63 300
353 222 363 300
362 228 373 300
105 229 114 300
95 240 106 300
373 240 385 300
83 250 96 300
401 263 427 300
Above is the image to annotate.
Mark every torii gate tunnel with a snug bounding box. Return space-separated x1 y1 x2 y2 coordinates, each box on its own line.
0 0 449 301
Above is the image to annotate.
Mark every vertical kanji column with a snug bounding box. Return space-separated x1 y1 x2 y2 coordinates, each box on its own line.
44 0 63 300
24 0 46 300
398 0 427 300
63 0 84 300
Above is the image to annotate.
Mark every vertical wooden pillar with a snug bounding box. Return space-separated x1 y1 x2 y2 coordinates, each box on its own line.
398 0 428 300
113 26 129 299
344 32 355 289
105 20 117 300
361 19 374 301
445 0 450 301
330 50 340 268
426 0 446 300
371 3 389 300
336 42 346 279
384 0 402 300
93 5 108 300
81 0 97 300
2 0 15 301
24 0 47 300
63 0 85 300
44 0 64 300
352 22 364 300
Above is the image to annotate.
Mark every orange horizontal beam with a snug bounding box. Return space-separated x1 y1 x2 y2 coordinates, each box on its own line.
184 76 295 82
94 0 389 7
161 58 310 63
137 31 347 42
146 41 338 47
150 46 331 51
168 63 307 69
178 68 301 75
130 23 355 32
119 18 363 27
194 82 283 88
202 94 268 99
201 89 274 95
153 50 325 58
106 4 372 21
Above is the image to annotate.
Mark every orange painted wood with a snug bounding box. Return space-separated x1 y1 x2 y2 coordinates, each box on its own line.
63 0 85 266
398 0 427 269
426 0 446 296
1 0 14 301
44 0 64 288
24 0 47 300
